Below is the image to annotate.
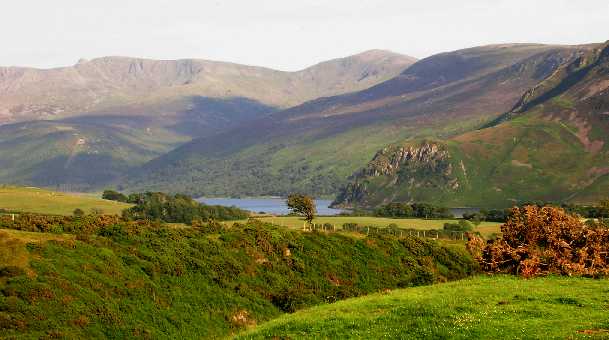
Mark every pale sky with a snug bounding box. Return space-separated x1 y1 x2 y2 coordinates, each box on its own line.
2 0 608 71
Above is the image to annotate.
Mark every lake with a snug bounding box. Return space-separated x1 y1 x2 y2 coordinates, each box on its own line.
197 197 346 216
198 197 479 217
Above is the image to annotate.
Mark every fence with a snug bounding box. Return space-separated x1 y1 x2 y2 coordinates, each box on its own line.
304 222 468 241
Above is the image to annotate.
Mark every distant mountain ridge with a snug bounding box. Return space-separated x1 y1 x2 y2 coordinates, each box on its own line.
0 50 416 190
125 43 599 199
0 50 416 125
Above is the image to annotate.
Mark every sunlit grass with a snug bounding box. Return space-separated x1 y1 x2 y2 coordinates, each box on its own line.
0 185 132 215
238 275 609 339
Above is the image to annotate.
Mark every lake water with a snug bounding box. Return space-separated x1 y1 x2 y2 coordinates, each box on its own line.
197 197 346 216
197 197 479 217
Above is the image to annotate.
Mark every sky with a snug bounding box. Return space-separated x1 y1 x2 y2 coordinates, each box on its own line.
2 0 609 71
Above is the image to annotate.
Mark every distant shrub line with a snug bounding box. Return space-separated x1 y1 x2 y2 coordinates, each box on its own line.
373 202 453 219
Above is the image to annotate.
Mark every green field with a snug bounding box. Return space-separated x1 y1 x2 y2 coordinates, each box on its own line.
257 216 501 236
238 275 609 339
0 186 132 215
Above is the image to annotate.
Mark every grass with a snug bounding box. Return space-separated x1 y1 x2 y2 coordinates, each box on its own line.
0 185 132 216
256 216 501 236
237 275 609 339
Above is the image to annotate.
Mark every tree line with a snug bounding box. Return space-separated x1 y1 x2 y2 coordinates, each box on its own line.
103 190 249 224
373 202 453 219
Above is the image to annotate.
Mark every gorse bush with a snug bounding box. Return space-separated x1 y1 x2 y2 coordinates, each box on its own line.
467 206 609 277
0 220 476 338
0 213 123 234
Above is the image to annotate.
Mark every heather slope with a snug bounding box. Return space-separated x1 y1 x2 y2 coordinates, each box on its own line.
126 44 593 197
334 42 609 207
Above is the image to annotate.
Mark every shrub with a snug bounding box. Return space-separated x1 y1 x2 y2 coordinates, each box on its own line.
467 206 609 277
102 190 129 203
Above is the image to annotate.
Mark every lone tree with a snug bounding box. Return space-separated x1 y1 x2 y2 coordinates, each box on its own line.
286 194 316 229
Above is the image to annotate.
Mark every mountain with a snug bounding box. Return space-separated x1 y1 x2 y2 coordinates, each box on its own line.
333 42 609 208
0 51 415 126
0 119 188 191
0 51 415 190
125 43 596 198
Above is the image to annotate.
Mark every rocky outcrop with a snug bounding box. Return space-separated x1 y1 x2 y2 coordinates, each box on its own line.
332 141 460 208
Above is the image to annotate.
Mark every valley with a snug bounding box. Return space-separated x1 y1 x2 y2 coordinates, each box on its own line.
2 16 609 337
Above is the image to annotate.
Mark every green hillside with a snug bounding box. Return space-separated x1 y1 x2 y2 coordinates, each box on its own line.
238 275 609 339
125 44 594 198
0 120 190 191
0 186 131 215
0 220 475 338
333 42 609 208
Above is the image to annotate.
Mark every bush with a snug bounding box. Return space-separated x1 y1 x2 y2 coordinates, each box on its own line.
73 208 85 217
443 220 474 232
468 206 609 277
102 190 128 203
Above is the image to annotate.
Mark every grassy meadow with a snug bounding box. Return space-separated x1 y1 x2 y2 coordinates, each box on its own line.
256 216 502 237
238 275 609 339
0 186 132 215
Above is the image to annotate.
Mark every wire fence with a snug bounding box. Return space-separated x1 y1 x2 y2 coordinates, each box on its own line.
303 222 468 241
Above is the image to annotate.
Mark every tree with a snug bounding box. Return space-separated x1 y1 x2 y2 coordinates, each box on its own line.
102 190 128 203
73 208 85 217
286 194 316 228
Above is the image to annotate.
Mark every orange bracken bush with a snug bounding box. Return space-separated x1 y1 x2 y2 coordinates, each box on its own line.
467 205 609 277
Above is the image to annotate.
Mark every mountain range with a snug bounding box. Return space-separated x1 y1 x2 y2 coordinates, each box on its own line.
1 41 608 207
0 50 415 190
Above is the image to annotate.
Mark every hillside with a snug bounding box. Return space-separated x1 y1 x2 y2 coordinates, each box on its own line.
334 42 609 208
238 275 609 339
0 120 190 191
0 220 474 338
0 186 131 215
125 43 595 197
0 51 414 189
0 51 415 125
